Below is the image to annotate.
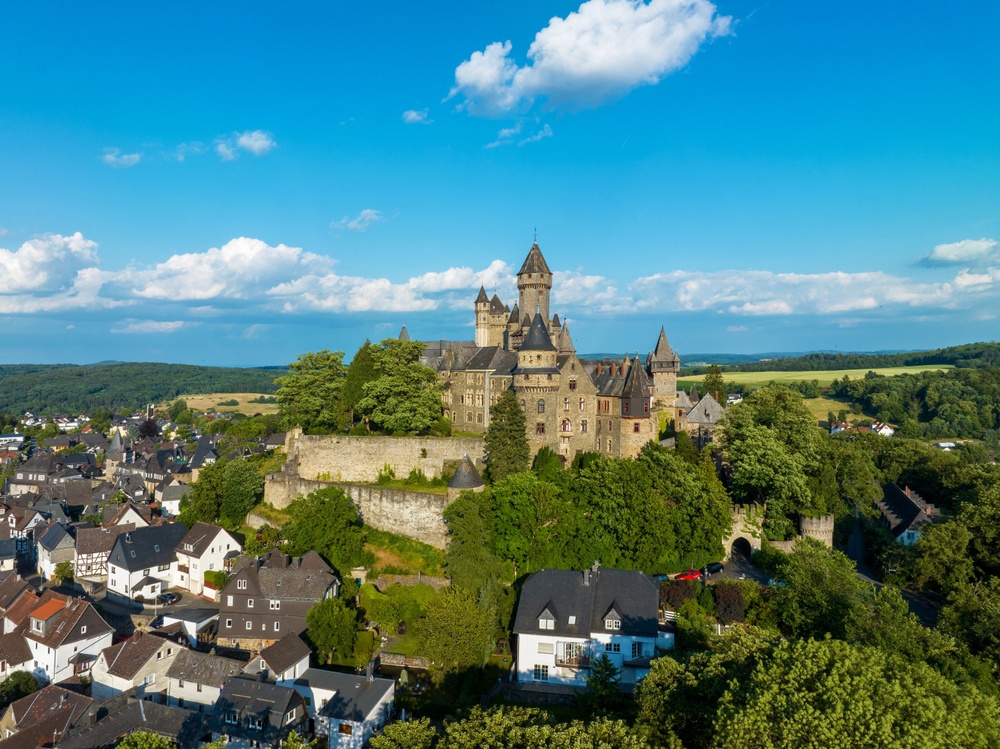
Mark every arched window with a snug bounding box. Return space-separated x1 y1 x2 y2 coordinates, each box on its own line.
537 400 546 414
520 400 526 411
579 397 585 411
561 419 571 433
563 398 569 411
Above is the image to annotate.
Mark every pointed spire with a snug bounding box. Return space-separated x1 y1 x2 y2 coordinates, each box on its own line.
517 242 552 276
690 384 700 402
651 326 675 361
520 313 557 351
558 323 576 354
476 286 489 304
398 325 410 342
551 313 560 327
508 303 520 324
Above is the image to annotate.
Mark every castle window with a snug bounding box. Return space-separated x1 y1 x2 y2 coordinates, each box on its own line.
563 399 569 411
569 379 577 391
466 413 473 422
460 395 464 404
561 419 571 433
520 400 526 411
633 422 641 433
536 423 545 436
537 400 545 414
581 420 588 433
607 439 612 451
623 402 629 415
579 398 585 411
476 413 483 423
608 420 613 430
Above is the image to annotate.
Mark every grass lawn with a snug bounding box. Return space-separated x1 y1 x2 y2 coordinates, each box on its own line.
364 527 446 576
248 503 291 526
678 364 953 390
169 392 280 415
372 478 448 496
388 633 424 657
800 395 853 423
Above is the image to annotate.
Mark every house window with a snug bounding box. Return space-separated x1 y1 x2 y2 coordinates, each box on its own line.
274 622 280 631
270 600 280 610
632 642 645 659
581 420 588 433
561 420 571 433
605 619 621 630
536 422 545 436
80 626 86 635
569 379 577 391
568 615 576 625
197 684 202 693
247 599 254 608
579 397 585 411
538 617 554 630
285 708 296 725
644 402 649 414
533 665 549 682
130 551 136 558
154 545 160 552
225 711 238 725
237 579 247 590
246 622 252 630
145 674 155 685
537 400 545 414
563 399 569 411
227 596 234 606
633 422 641 433
623 402 630 415
537 642 554 654
143 568 150 576
605 642 621 653
226 619 232 628
178 680 184 688
338 724 354 735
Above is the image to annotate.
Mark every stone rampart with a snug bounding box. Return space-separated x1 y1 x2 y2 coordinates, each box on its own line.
284 428 484 483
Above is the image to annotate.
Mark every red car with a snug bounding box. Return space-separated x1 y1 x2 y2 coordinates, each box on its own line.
675 569 701 581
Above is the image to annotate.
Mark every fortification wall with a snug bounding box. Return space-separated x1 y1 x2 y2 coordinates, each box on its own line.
799 515 835 548
263 470 452 548
284 428 484 483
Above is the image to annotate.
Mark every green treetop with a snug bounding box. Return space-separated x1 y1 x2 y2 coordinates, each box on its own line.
357 338 443 434
483 388 529 482
275 349 349 433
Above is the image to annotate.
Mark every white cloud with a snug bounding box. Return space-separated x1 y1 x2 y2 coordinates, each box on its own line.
450 0 731 117
102 148 142 168
923 237 998 265
552 269 621 311
726 325 748 333
334 209 384 232
519 124 553 145
119 237 333 301
111 320 187 334
402 109 432 124
0 233 99 294
172 142 206 162
216 130 277 160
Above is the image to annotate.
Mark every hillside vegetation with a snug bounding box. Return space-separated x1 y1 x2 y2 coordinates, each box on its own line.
720 341 1000 373
0 362 283 414
679 365 954 390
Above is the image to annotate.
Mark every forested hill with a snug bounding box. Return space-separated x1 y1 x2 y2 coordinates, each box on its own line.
725 341 1000 372
0 362 284 414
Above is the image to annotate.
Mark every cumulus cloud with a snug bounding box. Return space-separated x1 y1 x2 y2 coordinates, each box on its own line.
402 109 432 124
519 124 553 145
334 209 384 233
449 0 731 117
111 320 187 334
923 238 998 266
0 233 99 294
216 130 277 160
102 148 142 168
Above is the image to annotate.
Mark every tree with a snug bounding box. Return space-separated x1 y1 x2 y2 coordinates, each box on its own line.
137 417 159 440
306 597 357 664
440 706 650 749
168 399 188 422
912 520 975 593
357 338 443 434
52 561 74 585
443 491 507 591
115 732 176 749
279 731 316 749
483 389 529 482
342 340 377 425
218 459 265 527
415 587 495 677
276 350 349 433
580 653 625 716
370 718 438 749
281 487 366 572
702 364 725 403
178 459 228 528
0 672 37 711
774 539 865 640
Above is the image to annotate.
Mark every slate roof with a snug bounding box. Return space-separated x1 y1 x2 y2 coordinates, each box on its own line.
188 435 219 469
517 242 552 275
108 522 187 573
649 326 679 363
99 632 173 679
448 455 484 490
75 523 135 556
36 521 73 552
167 648 244 686
464 346 518 375
685 393 725 426
512 567 659 639
178 521 226 557
475 286 489 303
520 313 557 352
0 685 94 749
398 325 411 341
674 390 694 411
297 668 394 723
877 484 941 538
229 550 337 600
489 293 506 315
622 356 653 399
253 633 311 675
212 676 307 744
60 699 212 749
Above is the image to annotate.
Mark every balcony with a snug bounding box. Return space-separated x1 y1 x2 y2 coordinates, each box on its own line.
555 654 590 669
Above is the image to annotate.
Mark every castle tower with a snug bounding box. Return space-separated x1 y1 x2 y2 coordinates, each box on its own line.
648 326 680 405
474 286 490 347
511 313 560 455
517 242 553 324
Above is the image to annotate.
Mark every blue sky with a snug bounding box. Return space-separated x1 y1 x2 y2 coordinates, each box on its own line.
1 1 997 366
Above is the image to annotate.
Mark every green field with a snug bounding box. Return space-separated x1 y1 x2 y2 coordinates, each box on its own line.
678 364 954 390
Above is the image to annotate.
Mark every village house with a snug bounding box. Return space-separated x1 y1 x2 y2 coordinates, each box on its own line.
243 633 311 683
211 676 309 749
59 699 213 749
21 590 114 683
74 523 136 579
877 483 941 545
512 565 669 693
90 631 182 702
175 522 242 596
165 648 245 714
217 550 339 651
283 667 395 749
107 523 187 604
34 521 75 582
0 684 94 747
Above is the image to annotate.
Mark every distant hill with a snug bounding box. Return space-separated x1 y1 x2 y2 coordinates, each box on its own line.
720 342 1000 373
0 362 285 415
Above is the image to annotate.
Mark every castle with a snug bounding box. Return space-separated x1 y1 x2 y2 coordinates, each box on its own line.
412 241 705 460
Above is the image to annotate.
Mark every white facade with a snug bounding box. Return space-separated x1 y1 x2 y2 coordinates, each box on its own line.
90 637 180 702
320 687 394 749
516 629 663 689
108 559 172 602
26 628 113 684
174 528 241 596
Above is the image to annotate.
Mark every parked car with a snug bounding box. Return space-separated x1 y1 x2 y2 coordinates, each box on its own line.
767 577 789 588
675 569 701 581
703 562 724 575
157 592 180 605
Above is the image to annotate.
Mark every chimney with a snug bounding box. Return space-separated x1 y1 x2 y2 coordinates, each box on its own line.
592 560 600 573
366 661 374 683
583 569 590 587
596 363 602 375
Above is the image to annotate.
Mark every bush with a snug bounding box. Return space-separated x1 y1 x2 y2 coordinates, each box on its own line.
349 424 368 435
216 399 240 406
714 582 747 624
376 464 396 484
661 579 697 610
204 570 231 590
697 584 715 616
751 542 788 575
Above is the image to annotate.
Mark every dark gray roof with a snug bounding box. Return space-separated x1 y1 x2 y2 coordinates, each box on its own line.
878 484 940 538
167 647 244 685
489 293 505 314
512 568 659 639
227 550 338 600
178 522 226 557
36 522 73 552
448 456 484 490
686 393 725 426
520 313 557 352
161 483 193 504
398 325 411 341
254 633 311 674
475 286 489 303
507 303 520 324
297 668 394 722
99 632 171 679
188 435 218 469
60 699 212 749
109 522 187 573
517 242 551 275
622 356 653 398
75 523 135 555
212 676 307 743
465 346 518 375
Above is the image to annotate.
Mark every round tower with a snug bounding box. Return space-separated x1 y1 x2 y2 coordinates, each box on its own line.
474 286 490 347
517 242 553 323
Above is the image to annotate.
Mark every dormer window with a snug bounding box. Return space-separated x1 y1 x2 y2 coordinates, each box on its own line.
237 579 247 590
269 600 280 610
538 617 554 630
184 543 193 552
31 619 41 632
130 551 136 558
605 619 621 630
225 711 238 725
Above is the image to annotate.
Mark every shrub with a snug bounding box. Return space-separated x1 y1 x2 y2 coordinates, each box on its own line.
376 464 396 484
661 580 697 610
204 570 231 590
714 582 747 624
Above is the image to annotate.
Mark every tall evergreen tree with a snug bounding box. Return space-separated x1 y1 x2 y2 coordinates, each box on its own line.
484 388 529 482
342 339 377 425
702 364 726 403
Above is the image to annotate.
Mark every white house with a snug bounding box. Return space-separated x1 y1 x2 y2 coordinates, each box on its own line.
243 633 310 683
22 591 114 683
174 522 242 596
165 648 244 713
107 523 187 603
283 667 394 749
512 565 669 692
91 631 182 702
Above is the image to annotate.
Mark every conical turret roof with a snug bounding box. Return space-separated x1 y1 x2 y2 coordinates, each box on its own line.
476 286 489 304
558 323 575 354
398 325 410 341
517 242 551 275
651 326 677 361
508 303 520 324
520 313 557 351
449 454 484 490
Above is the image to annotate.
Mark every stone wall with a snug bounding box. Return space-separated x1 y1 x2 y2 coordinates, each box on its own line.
284 428 484 483
799 515 835 548
263 471 453 549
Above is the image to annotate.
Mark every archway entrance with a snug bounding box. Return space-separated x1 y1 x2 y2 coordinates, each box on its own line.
731 537 753 561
